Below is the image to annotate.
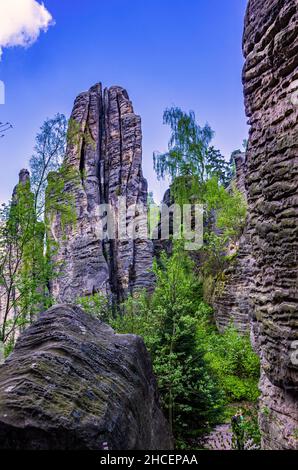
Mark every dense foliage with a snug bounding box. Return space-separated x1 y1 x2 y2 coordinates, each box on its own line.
153 107 230 195
86 247 224 443
153 106 247 277
202 177 247 276
0 114 78 350
74 107 255 447
77 244 260 447
0 181 46 347
0 121 12 138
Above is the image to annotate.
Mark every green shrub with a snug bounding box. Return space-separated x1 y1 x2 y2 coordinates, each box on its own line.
203 326 260 403
77 248 260 446
75 292 110 321
111 247 224 443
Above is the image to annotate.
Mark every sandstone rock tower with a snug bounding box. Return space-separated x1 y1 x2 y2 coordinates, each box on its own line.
243 0 298 449
48 84 154 303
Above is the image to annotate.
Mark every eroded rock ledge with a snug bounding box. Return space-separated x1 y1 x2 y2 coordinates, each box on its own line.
0 305 173 450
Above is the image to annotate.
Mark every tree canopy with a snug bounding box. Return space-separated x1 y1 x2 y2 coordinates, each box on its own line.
153 107 230 187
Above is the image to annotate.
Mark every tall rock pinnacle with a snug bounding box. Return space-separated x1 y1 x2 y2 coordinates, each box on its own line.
48 83 154 303
243 0 298 449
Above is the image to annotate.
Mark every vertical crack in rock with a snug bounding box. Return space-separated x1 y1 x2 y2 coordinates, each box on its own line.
47 83 154 304
243 0 298 449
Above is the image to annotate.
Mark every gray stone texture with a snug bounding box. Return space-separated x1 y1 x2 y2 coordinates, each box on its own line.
48 84 154 304
243 0 298 449
0 305 173 450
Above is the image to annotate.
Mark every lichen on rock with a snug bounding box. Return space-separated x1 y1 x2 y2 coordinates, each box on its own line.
0 304 173 450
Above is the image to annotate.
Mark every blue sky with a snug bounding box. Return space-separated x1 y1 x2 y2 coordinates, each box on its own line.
0 0 248 203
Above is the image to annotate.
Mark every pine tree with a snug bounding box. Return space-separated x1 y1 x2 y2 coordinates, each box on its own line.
151 247 223 438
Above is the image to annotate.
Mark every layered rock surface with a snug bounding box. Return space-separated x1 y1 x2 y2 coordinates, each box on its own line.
243 0 298 449
0 305 173 450
48 84 154 303
212 153 255 334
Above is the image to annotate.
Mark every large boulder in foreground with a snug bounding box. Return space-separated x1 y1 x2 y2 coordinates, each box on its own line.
0 305 173 450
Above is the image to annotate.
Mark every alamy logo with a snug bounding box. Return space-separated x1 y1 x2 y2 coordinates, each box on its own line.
89 198 204 251
0 80 5 105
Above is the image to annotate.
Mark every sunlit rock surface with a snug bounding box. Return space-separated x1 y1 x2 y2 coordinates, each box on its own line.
48 84 154 304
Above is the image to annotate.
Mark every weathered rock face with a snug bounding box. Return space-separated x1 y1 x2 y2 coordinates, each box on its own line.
258 371 298 450
212 234 255 334
243 0 298 449
152 188 174 259
0 305 173 450
233 152 247 197
156 157 255 334
48 84 154 303
212 153 255 334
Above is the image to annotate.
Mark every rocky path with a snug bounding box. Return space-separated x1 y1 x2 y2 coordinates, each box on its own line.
202 425 233 450
201 423 260 450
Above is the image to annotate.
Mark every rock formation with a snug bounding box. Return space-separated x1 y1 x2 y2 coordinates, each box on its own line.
212 153 255 334
155 155 255 334
212 236 254 334
243 0 298 449
0 304 173 450
152 188 174 259
48 84 154 304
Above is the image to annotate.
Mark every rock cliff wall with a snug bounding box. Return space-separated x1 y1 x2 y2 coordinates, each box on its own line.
243 0 298 449
48 84 154 303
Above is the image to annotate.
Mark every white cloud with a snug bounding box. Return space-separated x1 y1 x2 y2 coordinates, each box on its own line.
0 0 54 59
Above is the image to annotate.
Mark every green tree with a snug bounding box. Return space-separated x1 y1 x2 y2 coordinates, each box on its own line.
205 146 231 186
201 176 247 275
200 325 260 403
80 247 260 446
153 107 230 201
30 114 67 218
0 179 45 343
75 292 111 321
0 114 77 349
112 245 224 443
